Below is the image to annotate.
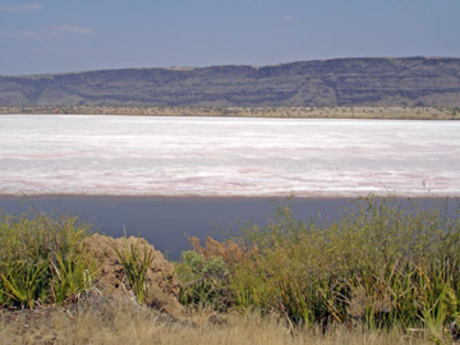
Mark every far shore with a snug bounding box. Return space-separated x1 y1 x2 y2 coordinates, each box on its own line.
0 191 458 199
1 105 459 120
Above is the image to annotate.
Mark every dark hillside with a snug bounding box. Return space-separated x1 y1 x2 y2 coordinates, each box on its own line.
1 57 460 107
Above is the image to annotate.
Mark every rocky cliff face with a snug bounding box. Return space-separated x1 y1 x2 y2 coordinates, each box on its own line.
1 57 460 107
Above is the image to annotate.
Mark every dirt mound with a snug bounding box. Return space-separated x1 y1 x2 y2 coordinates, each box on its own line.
82 234 185 319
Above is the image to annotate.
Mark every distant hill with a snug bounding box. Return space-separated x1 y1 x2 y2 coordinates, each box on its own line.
1 57 460 107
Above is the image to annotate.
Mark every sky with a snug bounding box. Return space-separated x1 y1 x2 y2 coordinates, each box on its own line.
0 0 459 76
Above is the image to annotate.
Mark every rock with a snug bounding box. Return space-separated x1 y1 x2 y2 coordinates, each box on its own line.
82 234 185 319
207 314 228 326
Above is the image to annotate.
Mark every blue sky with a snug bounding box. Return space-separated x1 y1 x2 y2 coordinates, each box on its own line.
1 0 459 75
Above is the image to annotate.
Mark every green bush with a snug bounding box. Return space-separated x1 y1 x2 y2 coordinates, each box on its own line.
176 251 229 309
0 209 98 309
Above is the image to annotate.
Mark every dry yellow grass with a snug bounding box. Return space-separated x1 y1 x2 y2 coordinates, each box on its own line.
0 299 435 345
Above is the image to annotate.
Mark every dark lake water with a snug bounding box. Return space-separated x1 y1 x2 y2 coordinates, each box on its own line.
0 196 457 259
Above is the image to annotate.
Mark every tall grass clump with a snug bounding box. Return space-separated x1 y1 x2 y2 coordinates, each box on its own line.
108 233 154 304
178 196 460 335
0 208 97 309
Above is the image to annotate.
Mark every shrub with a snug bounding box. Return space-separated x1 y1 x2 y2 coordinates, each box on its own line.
453 107 460 117
176 250 229 309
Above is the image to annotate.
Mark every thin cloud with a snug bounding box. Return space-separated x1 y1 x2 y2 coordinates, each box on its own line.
0 3 42 12
48 25 94 35
11 25 94 38
283 15 294 21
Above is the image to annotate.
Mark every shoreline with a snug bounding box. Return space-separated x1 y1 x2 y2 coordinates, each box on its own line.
1 105 458 120
0 192 457 201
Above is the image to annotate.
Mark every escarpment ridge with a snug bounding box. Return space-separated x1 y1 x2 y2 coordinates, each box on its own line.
1 57 460 107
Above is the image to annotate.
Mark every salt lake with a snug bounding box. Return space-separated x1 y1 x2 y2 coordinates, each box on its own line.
1 115 459 197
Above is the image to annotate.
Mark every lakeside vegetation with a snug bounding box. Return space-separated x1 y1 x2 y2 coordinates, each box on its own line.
0 210 97 309
0 105 458 120
1 196 460 344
